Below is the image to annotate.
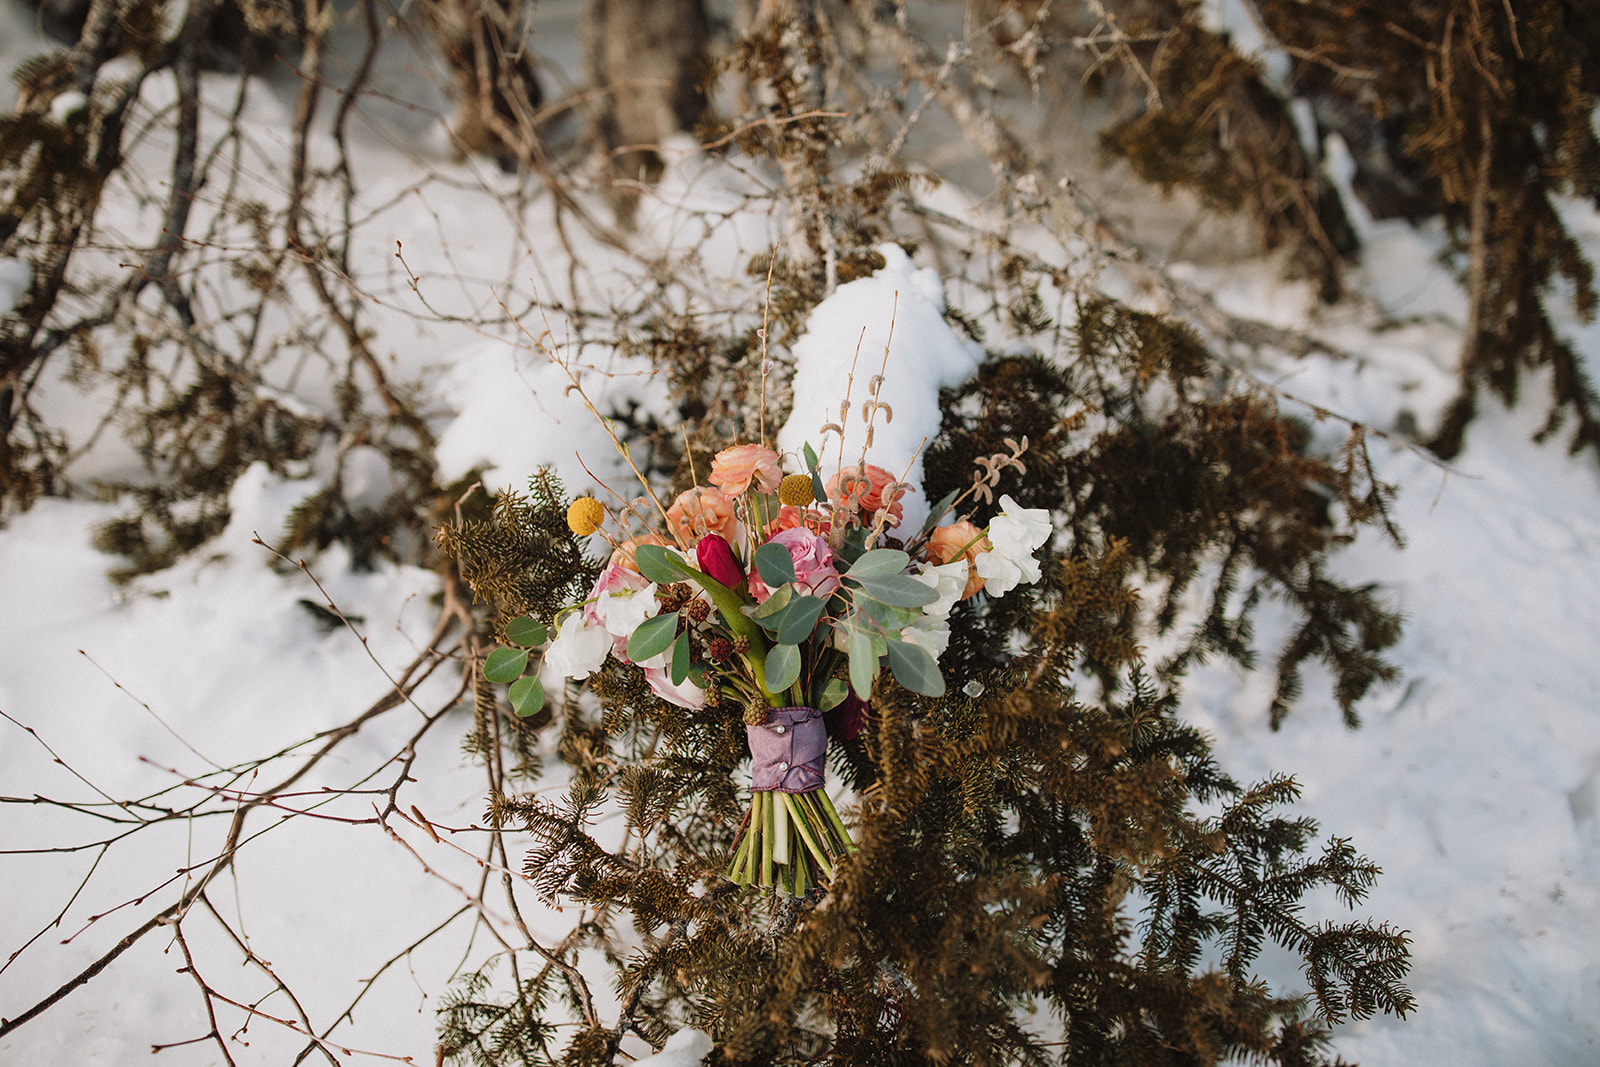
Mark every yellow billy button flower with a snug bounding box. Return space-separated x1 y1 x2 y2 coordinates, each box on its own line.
778 473 815 507
566 497 605 536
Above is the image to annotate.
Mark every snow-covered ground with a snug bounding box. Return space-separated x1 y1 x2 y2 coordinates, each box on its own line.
4 4 1600 1065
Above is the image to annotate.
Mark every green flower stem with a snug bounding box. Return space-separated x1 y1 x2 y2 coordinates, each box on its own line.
761 790 775 887
727 814 749 884
815 789 856 854
673 563 780 704
780 792 837 880
798 792 838 858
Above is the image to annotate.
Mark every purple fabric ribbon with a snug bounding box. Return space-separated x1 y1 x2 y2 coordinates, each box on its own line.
747 705 826 792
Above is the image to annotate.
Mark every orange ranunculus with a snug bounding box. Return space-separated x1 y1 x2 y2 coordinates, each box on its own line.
926 519 991 598
708 444 782 496
826 464 908 527
610 532 669 572
768 504 830 536
667 486 737 542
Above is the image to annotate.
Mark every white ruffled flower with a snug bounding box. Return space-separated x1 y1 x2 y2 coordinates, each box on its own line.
913 560 970 620
974 494 1051 597
542 611 611 680
594 581 659 643
900 617 951 660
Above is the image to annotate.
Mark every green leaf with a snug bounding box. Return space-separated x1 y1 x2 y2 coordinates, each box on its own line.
671 630 692 684
803 442 820 470
504 617 547 648
772 595 827 645
634 544 696 584
754 541 796 587
818 676 849 712
811 471 828 504
766 642 802 692
845 548 910 578
847 626 877 700
850 573 938 608
855 595 919 632
885 638 946 696
508 675 545 717
484 646 529 684
628 611 680 663
747 582 795 619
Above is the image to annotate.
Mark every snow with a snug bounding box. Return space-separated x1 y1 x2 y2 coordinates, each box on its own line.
630 1027 712 1066
0 258 27 315
778 243 985 534
4 6 1600 1066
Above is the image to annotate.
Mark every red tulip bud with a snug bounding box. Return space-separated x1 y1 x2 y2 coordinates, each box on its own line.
696 534 745 589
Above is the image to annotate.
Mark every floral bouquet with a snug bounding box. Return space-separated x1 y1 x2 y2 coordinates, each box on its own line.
524 437 1051 897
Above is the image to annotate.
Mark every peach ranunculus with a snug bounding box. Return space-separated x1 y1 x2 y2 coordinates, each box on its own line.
667 486 737 542
609 532 669 572
708 444 783 496
826 464 909 527
768 504 830 537
925 519 991 599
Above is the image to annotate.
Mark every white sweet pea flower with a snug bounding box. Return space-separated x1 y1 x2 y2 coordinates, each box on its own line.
975 494 1052 596
913 560 970 620
543 611 611 680
594 581 659 642
900 617 951 660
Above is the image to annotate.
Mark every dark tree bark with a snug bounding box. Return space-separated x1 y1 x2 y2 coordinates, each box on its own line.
584 0 710 194
419 0 545 166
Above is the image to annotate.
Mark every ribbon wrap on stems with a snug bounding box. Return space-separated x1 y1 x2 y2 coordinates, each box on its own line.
728 705 856 896
747 706 826 792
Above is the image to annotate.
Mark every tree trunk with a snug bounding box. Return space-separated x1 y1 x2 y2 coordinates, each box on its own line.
584 0 710 209
419 0 544 166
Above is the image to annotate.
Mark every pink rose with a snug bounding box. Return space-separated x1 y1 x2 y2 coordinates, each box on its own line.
746 527 841 603
826 464 909 527
708 444 782 496
667 486 737 542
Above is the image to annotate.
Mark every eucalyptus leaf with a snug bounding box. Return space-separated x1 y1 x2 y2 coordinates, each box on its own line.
766 642 802 692
811 471 828 504
772 595 827 645
628 611 680 663
855 595 919 632
671 630 692 684
885 637 946 697
508 675 545 717
747 582 795 620
504 616 547 648
754 541 796 587
484 646 529 684
847 627 876 700
803 442 820 470
818 676 849 712
845 548 910 578
634 544 695 584
850 573 938 608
